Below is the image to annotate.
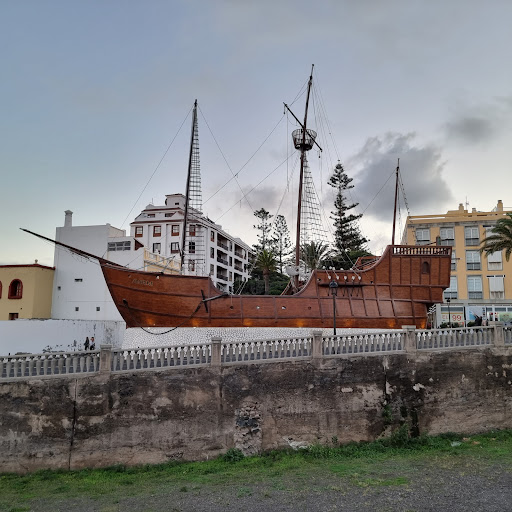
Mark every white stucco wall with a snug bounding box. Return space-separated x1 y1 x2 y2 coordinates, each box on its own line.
0 319 126 355
51 220 143 321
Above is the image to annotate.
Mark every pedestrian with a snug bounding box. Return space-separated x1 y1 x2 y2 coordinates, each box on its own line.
90 336 95 350
84 337 90 350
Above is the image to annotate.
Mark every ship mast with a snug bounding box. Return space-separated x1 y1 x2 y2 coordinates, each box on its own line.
181 100 200 271
391 158 400 246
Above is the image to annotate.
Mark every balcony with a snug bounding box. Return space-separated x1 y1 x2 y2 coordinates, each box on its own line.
234 264 243 272
217 241 229 251
216 272 228 282
217 256 229 266
235 250 244 259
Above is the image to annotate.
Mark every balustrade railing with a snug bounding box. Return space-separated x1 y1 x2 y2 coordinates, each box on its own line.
1 324 510 381
1 351 100 379
323 332 403 355
221 337 312 364
111 344 210 371
416 326 494 350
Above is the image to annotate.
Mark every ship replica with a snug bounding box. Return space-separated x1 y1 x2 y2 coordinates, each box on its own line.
24 68 452 329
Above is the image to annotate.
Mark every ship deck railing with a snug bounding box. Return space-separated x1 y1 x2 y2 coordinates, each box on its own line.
1 324 510 380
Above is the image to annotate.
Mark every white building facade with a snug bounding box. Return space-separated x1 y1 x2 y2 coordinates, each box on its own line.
130 194 253 293
51 210 144 321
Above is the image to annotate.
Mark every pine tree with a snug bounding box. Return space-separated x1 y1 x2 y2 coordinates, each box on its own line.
270 215 293 273
329 162 368 254
253 208 273 252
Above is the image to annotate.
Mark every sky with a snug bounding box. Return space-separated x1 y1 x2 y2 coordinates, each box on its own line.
2 0 512 266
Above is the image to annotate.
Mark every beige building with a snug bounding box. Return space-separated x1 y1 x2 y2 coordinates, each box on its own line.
0 263 54 320
403 200 512 326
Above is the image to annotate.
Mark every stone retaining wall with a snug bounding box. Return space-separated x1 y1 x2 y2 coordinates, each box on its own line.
1 344 511 473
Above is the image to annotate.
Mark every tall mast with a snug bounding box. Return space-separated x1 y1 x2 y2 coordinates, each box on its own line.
294 65 314 289
181 100 199 270
391 158 400 246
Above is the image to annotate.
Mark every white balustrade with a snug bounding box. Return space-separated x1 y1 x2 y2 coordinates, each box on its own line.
504 327 512 345
0 351 100 379
2 325 511 381
323 332 402 355
416 326 494 350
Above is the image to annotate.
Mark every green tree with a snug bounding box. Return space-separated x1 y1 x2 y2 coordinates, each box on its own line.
255 249 277 294
328 162 367 254
300 241 332 273
271 214 294 273
253 208 273 252
480 213 512 261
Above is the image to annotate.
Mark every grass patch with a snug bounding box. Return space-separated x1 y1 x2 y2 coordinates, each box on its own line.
1 429 511 510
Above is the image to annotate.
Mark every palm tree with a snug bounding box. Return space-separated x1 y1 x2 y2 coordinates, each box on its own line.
480 213 512 261
255 249 277 294
300 241 332 273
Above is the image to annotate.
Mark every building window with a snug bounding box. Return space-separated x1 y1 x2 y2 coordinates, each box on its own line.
466 250 481 270
0 281 2 299
465 226 479 246
165 212 175 218
147 213 155 218
9 313 18 320
210 264 214 275
440 227 455 245
488 275 505 300
135 226 143 237
229 271 232 282
74 278 83 283
170 242 179 254
96 307 101 311
75 307 80 312
211 230 215 242
153 225 162 237
467 276 483 299
415 228 430 245
487 250 503 271
421 261 430 274
210 247 214 258
171 225 179 236
229 256 233 266
188 259 195 271
451 250 457 271
443 276 458 300
57 286 61 290
188 241 196 254
108 241 131 251
8 279 23 299
189 225 196 236
153 243 161 254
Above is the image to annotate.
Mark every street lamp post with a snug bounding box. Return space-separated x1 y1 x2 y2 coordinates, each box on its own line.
446 298 451 329
329 281 339 335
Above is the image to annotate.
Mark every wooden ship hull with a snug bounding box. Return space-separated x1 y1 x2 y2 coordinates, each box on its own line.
101 244 452 329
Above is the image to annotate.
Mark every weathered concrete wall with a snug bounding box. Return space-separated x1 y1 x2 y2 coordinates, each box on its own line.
1 349 511 473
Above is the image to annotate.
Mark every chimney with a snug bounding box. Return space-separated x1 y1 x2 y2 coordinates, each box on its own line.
458 203 465 212
497 199 503 212
64 210 73 228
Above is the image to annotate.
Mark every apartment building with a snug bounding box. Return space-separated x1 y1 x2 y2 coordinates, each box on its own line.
402 200 512 326
130 194 253 293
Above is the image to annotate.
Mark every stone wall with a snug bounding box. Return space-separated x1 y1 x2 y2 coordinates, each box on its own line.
1 347 512 473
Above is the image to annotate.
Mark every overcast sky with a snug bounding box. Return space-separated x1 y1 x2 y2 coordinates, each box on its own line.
2 0 511 265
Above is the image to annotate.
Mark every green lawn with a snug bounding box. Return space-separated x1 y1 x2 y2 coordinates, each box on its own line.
1 429 512 512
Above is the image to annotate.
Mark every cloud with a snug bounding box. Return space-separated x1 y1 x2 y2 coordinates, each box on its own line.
444 97 512 145
346 132 454 219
